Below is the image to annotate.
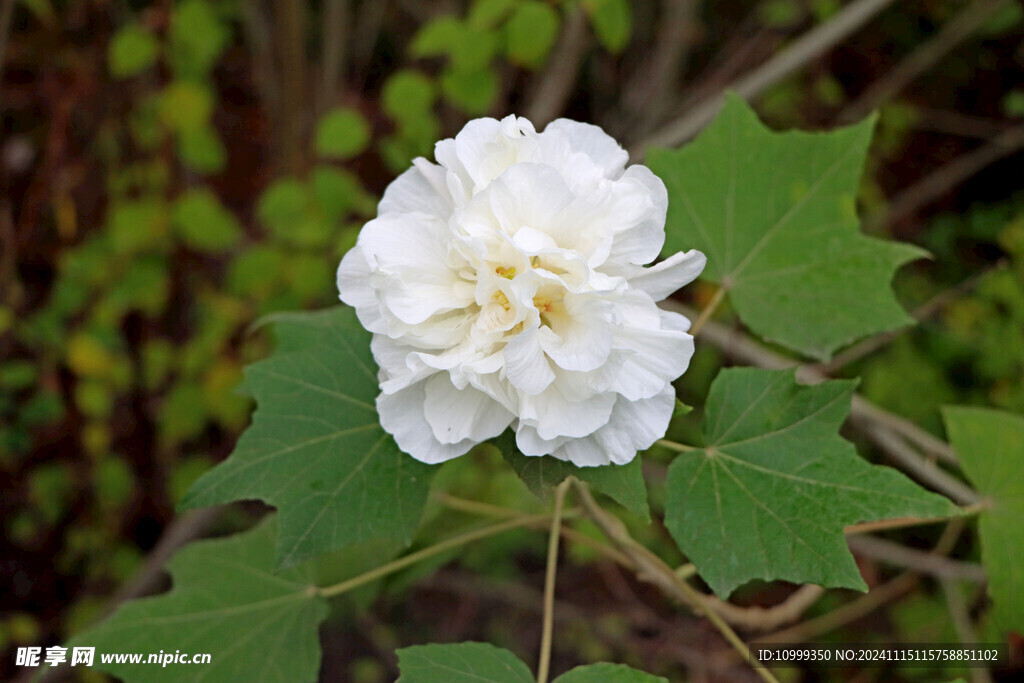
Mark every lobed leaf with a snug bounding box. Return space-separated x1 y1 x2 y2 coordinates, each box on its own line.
70 518 327 682
648 94 924 360
396 642 534 682
665 367 958 597
181 307 436 567
942 407 1024 636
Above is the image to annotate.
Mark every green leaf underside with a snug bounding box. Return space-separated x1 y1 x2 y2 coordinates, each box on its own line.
665 368 958 597
180 307 436 567
555 663 668 682
70 519 327 683
396 642 534 682
494 431 650 521
648 94 925 361
942 407 1024 636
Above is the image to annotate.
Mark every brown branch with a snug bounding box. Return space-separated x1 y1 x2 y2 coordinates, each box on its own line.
696 585 826 633
940 578 994 683
864 122 1024 231
762 519 967 644
847 535 986 582
570 479 780 683
814 263 1000 375
319 0 350 112
620 0 698 131
837 0 1011 124
525 7 590 127
632 0 900 157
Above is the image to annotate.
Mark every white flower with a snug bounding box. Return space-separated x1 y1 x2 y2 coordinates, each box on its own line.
337 115 705 467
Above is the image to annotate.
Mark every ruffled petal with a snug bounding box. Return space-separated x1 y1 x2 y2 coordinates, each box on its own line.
504 328 556 395
629 250 707 301
377 382 474 464
423 374 515 445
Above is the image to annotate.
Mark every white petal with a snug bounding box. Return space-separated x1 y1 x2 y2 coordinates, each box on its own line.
515 423 570 456
594 386 676 463
359 215 471 324
377 382 474 464
539 293 613 373
504 328 556 395
543 119 628 178
423 374 514 445
378 157 453 218
612 326 694 401
519 387 615 441
604 166 668 267
553 435 611 467
337 246 387 334
629 250 707 301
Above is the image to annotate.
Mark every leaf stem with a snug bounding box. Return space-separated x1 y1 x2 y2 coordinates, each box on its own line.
656 438 698 452
537 478 573 683
317 512 570 599
844 501 986 535
432 492 525 518
689 285 727 337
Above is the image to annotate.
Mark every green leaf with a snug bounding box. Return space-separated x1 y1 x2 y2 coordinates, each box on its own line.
664 367 958 597
506 1 560 68
70 518 327 682
315 107 371 160
647 94 925 360
180 307 436 567
585 0 632 53
411 16 465 58
177 125 227 175
159 81 214 133
383 70 436 123
495 431 649 521
396 642 534 682
469 0 518 29
554 663 668 682
942 407 1024 636
108 25 159 78
168 0 230 79
441 67 499 114
171 188 243 252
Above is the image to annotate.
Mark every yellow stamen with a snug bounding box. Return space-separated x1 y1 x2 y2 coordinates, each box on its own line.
533 295 553 313
494 290 511 311
496 266 516 279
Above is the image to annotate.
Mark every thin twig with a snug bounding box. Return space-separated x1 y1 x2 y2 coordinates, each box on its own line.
844 501 985 535
620 0 697 132
837 0 1011 124
863 122 1024 231
632 0 899 157
761 572 918 644
940 578 994 683
847 535 985 582
696 585 826 633
815 264 1000 375
525 7 590 127
571 480 780 683
537 479 572 683
763 518 967 644
318 512 576 599
319 0 349 112
433 491 525 518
